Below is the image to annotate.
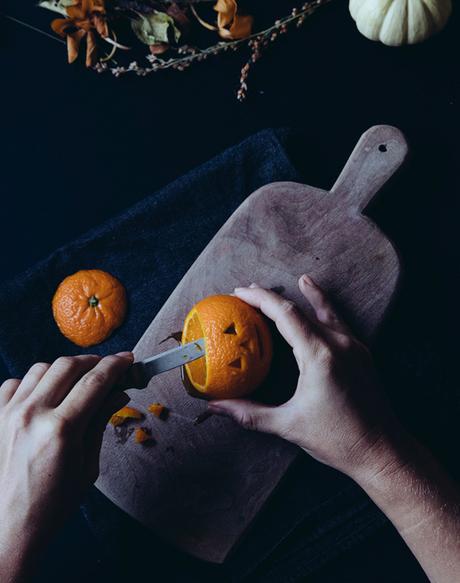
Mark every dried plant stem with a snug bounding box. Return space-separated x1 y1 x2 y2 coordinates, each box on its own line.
94 0 333 99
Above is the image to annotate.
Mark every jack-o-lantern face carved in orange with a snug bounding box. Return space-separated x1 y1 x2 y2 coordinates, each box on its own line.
182 295 272 400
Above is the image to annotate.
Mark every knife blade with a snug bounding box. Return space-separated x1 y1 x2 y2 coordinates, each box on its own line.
118 338 206 390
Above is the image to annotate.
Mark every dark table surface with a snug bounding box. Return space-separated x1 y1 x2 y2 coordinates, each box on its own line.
1 1 459 581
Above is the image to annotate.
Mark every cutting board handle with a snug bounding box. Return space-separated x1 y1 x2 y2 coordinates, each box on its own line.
330 125 408 213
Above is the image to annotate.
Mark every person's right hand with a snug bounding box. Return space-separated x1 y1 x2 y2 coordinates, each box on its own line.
208 275 403 480
0 352 132 582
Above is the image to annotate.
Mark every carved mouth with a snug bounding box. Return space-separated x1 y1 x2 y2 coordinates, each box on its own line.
184 313 207 389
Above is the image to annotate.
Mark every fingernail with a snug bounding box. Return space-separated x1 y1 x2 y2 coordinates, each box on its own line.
301 274 314 286
116 351 134 361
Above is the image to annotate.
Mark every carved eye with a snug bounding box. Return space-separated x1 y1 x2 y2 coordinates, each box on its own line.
228 357 242 369
224 323 237 335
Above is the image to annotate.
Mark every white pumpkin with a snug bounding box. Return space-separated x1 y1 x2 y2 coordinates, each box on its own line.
349 0 452 46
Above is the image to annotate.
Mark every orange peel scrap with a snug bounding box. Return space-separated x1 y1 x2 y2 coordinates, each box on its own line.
109 405 143 427
134 427 153 444
148 403 167 419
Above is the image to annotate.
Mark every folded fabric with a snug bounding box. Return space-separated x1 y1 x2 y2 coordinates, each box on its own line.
0 129 299 377
0 129 387 581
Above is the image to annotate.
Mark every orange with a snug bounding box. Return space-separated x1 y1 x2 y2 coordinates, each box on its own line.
52 269 127 347
182 295 272 400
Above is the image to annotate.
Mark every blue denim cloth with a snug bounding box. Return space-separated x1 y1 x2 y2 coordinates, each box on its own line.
0 129 299 377
0 129 392 582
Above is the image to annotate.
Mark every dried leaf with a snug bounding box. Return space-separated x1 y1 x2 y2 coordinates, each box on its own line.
167 2 191 36
49 0 109 66
39 0 74 16
86 29 98 66
131 10 181 46
214 0 236 29
93 14 109 37
150 42 169 55
67 29 86 62
208 0 253 41
51 17 72 37
219 12 252 40
116 0 158 13
190 5 217 32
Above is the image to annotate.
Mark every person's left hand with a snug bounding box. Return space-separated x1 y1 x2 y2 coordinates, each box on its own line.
0 353 132 581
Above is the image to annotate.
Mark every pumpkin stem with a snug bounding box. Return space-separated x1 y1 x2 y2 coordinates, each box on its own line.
89 295 99 307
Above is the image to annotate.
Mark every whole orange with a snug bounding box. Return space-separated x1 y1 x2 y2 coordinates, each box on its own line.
52 269 127 347
182 295 272 400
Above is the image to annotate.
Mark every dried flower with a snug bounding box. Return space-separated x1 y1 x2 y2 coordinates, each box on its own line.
51 0 108 66
41 0 333 100
192 0 253 41
214 0 253 40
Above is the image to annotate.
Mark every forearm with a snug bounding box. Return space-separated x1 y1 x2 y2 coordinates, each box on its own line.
210 282 460 580
351 430 460 583
0 526 37 583
0 503 47 583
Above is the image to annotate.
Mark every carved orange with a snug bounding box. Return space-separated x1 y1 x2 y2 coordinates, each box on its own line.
182 295 272 400
52 269 127 347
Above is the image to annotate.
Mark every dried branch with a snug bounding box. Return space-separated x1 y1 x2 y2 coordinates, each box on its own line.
95 0 332 101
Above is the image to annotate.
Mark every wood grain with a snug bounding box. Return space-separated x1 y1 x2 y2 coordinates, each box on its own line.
97 125 408 563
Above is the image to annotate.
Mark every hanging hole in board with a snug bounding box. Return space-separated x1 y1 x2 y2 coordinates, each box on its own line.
378 144 387 152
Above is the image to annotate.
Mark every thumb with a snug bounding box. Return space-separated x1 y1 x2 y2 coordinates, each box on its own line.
208 399 283 435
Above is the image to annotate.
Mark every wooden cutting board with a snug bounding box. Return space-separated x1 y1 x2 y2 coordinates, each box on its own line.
97 125 408 563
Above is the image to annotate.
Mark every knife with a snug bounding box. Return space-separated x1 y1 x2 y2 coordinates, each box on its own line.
117 338 206 390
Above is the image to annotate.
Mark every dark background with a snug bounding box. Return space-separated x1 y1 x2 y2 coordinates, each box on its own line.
1 0 459 581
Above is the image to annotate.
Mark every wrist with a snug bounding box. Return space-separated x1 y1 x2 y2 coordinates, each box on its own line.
346 423 456 525
0 533 29 582
343 421 414 489
0 511 41 582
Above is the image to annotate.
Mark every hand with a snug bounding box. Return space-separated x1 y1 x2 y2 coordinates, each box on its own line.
208 276 402 479
0 353 132 582
210 278 460 583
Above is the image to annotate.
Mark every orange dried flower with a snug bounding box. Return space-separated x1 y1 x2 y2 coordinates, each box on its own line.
192 0 252 41
109 405 143 427
214 0 253 40
51 0 108 66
